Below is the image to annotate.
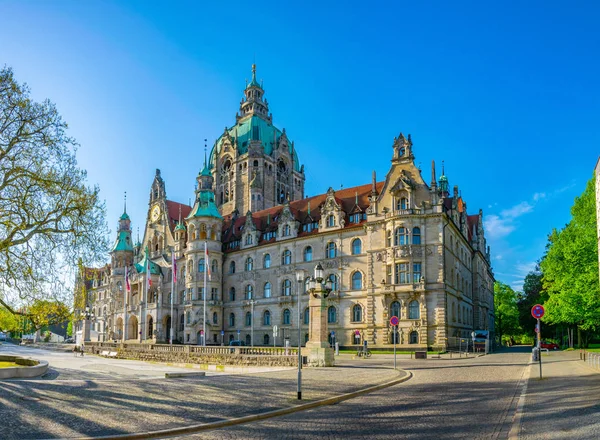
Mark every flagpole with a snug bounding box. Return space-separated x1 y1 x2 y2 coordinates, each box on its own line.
170 249 174 345
203 240 207 347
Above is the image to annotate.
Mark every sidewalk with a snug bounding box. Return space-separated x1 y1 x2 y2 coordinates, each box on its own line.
519 350 600 439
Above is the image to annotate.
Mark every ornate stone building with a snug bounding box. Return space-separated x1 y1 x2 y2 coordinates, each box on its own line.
77 66 495 350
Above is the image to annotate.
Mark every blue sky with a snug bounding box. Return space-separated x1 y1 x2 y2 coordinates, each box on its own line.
1 1 598 291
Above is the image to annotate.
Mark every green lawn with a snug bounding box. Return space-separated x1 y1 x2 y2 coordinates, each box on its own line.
0 361 19 368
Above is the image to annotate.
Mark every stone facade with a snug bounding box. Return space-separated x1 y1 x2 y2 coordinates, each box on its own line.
76 66 495 351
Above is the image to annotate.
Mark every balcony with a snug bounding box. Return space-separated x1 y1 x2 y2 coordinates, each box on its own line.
278 295 294 304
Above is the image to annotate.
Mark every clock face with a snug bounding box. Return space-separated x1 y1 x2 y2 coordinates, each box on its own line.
151 205 160 222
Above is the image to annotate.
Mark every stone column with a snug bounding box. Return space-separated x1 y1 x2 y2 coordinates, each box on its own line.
305 283 334 367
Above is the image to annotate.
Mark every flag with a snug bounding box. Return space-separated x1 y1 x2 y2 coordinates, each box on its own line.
172 252 177 284
205 242 211 281
125 267 131 292
146 256 152 288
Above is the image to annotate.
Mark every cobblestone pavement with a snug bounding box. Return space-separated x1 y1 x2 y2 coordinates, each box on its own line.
181 349 532 440
520 350 600 440
0 344 402 439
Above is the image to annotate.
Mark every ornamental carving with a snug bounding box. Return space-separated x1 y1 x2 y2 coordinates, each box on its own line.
236 271 260 281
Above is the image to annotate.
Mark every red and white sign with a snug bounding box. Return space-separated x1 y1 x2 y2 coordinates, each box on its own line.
354 330 361 336
390 316 399 326
531 304 545 319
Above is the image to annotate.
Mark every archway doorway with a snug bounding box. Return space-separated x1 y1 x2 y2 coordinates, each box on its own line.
163 316 172 342
128 315 138 340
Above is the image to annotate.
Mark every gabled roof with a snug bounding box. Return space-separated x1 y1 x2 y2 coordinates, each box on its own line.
166 201 192 232
221 182 384 251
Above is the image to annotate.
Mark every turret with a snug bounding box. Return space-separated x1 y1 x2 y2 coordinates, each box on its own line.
438 161 449 198
111 193 134 269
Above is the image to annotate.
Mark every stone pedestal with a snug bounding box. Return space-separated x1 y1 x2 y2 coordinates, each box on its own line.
306 283 334 367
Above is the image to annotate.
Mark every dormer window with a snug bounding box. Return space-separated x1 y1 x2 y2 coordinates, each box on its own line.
327 215 336 227
245 234 253 245
283 225 291 237
396 197 408 211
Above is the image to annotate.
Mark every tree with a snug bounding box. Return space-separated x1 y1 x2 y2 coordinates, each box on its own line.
0 67 109 326
494 281 521 344
540 175 600 347
517 267 546 333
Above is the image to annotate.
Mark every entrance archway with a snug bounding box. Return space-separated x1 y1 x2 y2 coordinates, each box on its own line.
128 315 138 340
163 316 172 342
147 315 154 338
116 317 123 340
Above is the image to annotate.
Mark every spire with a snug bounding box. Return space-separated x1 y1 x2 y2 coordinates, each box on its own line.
431 160 437 189
307 201 311 216
124 191 127 214
247 63 261 89
355 191 358 205
439 160 449 197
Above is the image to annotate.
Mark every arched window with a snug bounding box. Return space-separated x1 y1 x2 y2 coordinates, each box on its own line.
245 311 252 327
283 224 291 236
198 258 205 273
199 224 207 239
390 301 401 318
409 300 420 319
283 309 291 325
394 227 408 246
263 310 271 326
327 215 336 227
212 312 218 324
412 227 421 245
352 304 363 322
303 246 313 262
263 253 271 268
351 271 363 290
328 274 339 291
245 284 253 300
229 287 236 302
410 331 419 344
304 307 310 325
401 197 408 210
147 316 153 337
245 334 251 346
386 229 392 247
212 259 218 274
351 238 362 255
186 311 191 324
264 282 272 298
282 279 291 296
282 250 292 265
264 334 270 345
452 303 456 322
229 313 235 327
229 261 235 274
328 306 337 323
326 242 337 259
245 257 253 271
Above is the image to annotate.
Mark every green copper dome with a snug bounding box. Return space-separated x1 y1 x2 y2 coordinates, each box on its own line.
174 221 186 231
119 212 130 221
187 190 222 220
112 230 133 252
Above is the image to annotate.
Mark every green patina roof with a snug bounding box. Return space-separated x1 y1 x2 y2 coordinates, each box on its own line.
112 230 133 252
135 248 162 275
200 164 211 177
209 116 300 172
187 190 223 220
174 221 186 231
119 212 130 221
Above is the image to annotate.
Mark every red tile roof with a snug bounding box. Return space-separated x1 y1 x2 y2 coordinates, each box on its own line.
166 200 192 232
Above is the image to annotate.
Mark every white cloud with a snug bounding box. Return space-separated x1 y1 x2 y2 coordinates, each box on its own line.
500 201 534 219
484 214 515 239
533 192 546 201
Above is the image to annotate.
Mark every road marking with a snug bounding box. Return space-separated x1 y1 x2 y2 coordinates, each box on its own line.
508 362 533 440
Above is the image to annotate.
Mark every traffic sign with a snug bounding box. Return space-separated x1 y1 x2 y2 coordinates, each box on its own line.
200 330 204 335
331 331 335 336
534 326 539 333
237 329 241 335
390 316 399 326
221 330 224 336
531 304 545 319
354 330 360 336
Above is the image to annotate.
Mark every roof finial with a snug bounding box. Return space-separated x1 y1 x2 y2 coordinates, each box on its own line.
252 63 257 80
307 201 311 216
355 191 358 205
178 205 182 224
204 138 208 168
136 227 140 244
124 191 127 214
442 160 445 176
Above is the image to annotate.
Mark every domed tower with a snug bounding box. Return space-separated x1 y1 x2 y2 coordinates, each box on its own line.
111 195 134 270
183 158 224 345
209 64 305 216
438 161 449 198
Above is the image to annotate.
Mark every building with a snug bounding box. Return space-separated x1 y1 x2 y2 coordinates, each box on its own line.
76 66 495 350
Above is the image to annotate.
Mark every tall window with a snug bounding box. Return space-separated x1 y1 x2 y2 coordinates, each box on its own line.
229 287 236 302
245 257 253 271
326 242 337 259
283 224 291 236
327 215 336 227
212 259 218 274
283 309 291 325
263 310 271 326
394 227 408 246
212 312 218 324
282 279 291 296
264 282 271 298
351 238 362 255
245 234 253 245
410 331 419 344
386 229 392 247
304 246 313 262
395 263 409 284
263 253 271 268
409 300 420 319
351 271 363 290
352 304 362 322
390 301 401 318
186 311 191 324
413 262 422 283
282 250 292 265
198 258 205 273
245 284 253 300
304 307 310 325
328 306 337 323
180 314 184 331
264 334 270 345
229 261 235 274
229 313 235 327
412 227 421 245
245 311 252 326
328 274 339 291
401 197 408 210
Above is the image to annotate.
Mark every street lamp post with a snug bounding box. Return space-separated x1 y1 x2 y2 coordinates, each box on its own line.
305 263 334 367
250 298 255 347
296 269 305 400
82 306 95 344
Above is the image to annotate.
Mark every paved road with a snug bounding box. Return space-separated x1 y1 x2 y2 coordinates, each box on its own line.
183 348 532 440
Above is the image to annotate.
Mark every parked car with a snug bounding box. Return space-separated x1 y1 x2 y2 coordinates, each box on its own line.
229 340 246 346
541 341 559 350
63 337 75 343
0 332 6 341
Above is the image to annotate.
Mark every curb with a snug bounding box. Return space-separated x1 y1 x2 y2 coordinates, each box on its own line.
61 369 413 440
164 371 206 378
508 363 532 440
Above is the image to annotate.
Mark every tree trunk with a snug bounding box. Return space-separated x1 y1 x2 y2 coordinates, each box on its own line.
577 325 582 349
